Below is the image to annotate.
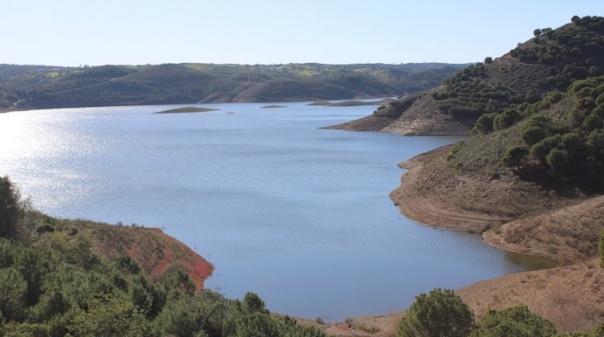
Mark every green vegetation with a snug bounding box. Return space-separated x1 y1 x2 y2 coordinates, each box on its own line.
0 176 325 337
440 16 604 193
399 289 603 337
155 106 219 114
470 306 556 337
371 15 604 136
0 63 465 111
0 176 26 238
397 288 474 337
511 15 604 89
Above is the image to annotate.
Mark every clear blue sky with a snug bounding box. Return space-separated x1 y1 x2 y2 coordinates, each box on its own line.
1 0 602 67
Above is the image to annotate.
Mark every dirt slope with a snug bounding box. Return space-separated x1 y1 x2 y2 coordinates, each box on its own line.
84 222 214 290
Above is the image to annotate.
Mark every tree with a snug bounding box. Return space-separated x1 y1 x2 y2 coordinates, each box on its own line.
0 176 24 238
534 28 543 37
522 126 547 146
470 305 556 337
0 267 28 322
546 148 570 173
68 294 152 337
397 288 474 337
472 113 496 135
503 146 529 170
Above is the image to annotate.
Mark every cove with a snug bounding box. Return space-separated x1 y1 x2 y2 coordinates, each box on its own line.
0 102 552 321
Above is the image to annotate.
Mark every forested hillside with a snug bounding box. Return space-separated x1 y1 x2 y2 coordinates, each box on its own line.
335 15 604 136
0 62 464 111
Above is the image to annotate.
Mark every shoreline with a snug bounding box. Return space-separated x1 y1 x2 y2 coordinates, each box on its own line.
311 144 603 336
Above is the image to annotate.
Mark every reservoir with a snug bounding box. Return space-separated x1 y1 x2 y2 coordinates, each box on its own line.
0 102 547 321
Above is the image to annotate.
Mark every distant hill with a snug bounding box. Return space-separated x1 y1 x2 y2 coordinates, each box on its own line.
0 62 466 111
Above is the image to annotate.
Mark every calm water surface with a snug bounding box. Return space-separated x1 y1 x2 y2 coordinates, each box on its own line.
0 103 547 321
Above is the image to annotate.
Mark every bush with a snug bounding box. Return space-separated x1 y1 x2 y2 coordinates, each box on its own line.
470 305 556 337
503 146 529 169
0 176 24 238
397 288 474 337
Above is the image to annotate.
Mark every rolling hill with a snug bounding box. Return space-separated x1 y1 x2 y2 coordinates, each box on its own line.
0 62 465 111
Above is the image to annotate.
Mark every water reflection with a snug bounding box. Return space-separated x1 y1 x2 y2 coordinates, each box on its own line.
0 103 558 320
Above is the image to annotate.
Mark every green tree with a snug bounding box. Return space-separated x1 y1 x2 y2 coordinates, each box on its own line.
68 294 153 337
397 288 475 337
472 113 496 135
15 247 52 306
241 292 268 314
503 146 529 170
157 289 230 337
534 28 543 37
470 306 556 337
0 267 28 322
522 126 547 146
546 148 570 173
0 176 24 238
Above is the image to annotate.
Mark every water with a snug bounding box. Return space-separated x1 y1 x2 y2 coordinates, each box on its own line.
0 103 547 321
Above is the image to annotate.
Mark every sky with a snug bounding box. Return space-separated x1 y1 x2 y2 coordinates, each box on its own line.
1 0 602 67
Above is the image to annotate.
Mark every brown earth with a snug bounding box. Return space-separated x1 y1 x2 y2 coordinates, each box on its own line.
83 222 214 290
329 89 474 136
304 145 604 336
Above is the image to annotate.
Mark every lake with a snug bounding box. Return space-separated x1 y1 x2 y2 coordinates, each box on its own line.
0 102 547 321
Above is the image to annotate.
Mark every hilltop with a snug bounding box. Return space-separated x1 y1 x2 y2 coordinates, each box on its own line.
0 62 465 111
333 16 604 136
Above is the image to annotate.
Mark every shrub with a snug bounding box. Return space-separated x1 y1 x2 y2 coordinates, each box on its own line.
503 146 529 169
470 305 556 337
397 288 474 337
522 125 547 146
472 113 496 134
0 176 24 238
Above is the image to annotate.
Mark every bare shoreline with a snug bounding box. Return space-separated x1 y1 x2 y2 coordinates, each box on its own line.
306 145 604 336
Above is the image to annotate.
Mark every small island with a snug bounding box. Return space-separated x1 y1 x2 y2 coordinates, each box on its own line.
261 105 287 109
155 106 219 114
308 98 393 107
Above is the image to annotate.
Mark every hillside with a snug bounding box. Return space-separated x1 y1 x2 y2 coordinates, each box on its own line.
333 15 604 136
0 62 465 111
0 177 326 337
311 15 604 336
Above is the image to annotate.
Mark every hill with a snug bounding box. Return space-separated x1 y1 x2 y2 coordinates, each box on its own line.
312 15 604 336
332 15 604 136
0 177 326 337
0 62 465 111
